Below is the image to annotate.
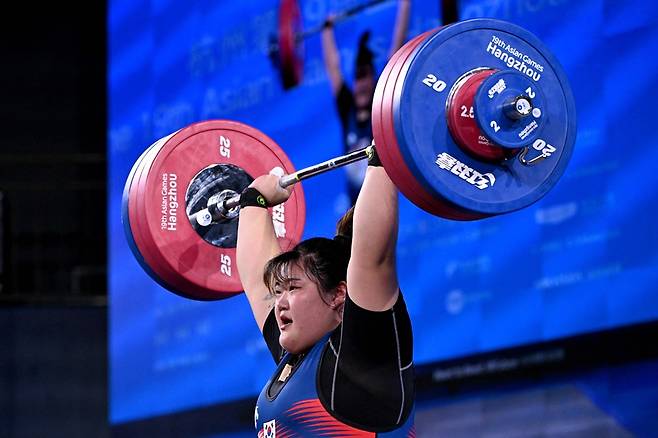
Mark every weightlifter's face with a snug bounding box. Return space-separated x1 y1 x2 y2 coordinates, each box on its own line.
354 67 375 110
273 263 338 354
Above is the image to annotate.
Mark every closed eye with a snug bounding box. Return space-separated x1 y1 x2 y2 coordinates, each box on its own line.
272 285 298 297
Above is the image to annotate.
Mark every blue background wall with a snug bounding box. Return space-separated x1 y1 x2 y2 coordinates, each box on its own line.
108 0 658 433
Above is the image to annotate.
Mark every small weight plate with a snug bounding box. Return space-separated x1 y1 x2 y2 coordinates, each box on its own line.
474 69 547 148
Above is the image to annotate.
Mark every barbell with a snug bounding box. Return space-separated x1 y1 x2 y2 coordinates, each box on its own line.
123 19 576 300
272 0 394 89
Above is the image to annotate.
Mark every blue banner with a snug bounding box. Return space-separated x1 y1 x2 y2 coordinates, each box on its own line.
109 0 658 424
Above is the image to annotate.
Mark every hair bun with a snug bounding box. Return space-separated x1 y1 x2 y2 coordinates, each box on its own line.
333 234 351 246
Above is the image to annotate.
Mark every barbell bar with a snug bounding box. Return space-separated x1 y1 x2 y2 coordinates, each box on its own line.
191 144 374 227
123 19 577 300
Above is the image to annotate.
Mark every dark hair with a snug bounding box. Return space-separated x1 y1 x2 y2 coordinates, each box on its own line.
263 207 354 301
335 205 354 238
355 31 374 79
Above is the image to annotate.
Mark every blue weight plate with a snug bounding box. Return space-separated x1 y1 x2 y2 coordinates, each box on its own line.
474 70 547 148
392 18 577 216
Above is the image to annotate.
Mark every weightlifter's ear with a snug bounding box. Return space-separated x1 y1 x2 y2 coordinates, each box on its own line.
330 281 347 309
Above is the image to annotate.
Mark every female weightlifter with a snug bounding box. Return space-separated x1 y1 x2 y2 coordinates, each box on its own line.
236 150 415 436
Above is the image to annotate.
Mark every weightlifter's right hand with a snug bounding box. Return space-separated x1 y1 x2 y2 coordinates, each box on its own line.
248 173 292 207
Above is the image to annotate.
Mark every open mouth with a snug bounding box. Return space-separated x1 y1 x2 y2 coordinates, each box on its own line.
280 315 293 330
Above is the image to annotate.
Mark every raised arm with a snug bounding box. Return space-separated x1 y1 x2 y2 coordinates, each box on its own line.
236 175 291 332
346 159 399 311
389 0 411 59
321 17 345 96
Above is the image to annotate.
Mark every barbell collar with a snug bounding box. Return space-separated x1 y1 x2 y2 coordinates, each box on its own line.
503 95 533 120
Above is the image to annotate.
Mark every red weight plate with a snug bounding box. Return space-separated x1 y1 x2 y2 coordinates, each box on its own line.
278 0 303 89
132 120 305 300
133 122 305 300
132 134 219 298
373 31 440 216
388 28 487 220
124 133 179 291
131 132 226 298
129 132 183 292
446 68 518 162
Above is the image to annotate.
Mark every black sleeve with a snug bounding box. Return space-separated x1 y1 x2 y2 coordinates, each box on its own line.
262 309 284 364
335 83 353 131
318 292 415 431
